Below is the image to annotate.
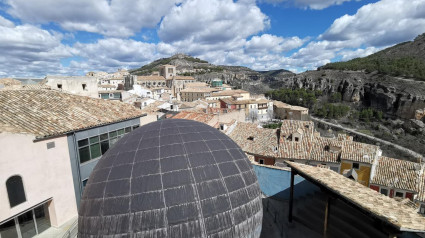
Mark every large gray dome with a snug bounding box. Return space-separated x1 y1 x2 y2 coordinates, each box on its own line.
78 119 263 238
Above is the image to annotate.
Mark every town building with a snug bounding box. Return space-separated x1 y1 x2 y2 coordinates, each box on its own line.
210 78 223 87
220 97 274 122
180 87 217 102
0 89 146 237
184 82 209 89
136 75 167 88
206 89 250 101
369 156 421 200
125 65 196 101
166 76 197 100
43 75 98 98
97 84 116 91
273 100 309 120
98 90 123 100
339 137 382 187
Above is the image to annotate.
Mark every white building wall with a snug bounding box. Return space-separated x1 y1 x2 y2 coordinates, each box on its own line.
44 76 98 98
0 133 78 227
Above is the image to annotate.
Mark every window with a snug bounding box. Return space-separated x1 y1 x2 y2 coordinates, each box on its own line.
0 203 51 238
395 192 404 198
168 68 173 73
6 176 26 207
294 137 299 142
259 159 264 165
420 204 425 214
100 133 109 155
353 163 359 169
248 136 254 141
380 188 389 196
78 127 137 163
57 84 62 89
82 83 87 90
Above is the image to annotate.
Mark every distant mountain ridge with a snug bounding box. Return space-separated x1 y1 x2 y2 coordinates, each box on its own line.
321 33 425 80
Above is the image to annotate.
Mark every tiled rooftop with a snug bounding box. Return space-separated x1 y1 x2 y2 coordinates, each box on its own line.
279 121 313 159
137 75 166 81
180 87 216 93
227 122 279 158
173 76 196 80
273 100 308 111
1 84 51 90
288 162 425 233
184 82 208 87
0 78 21 86
98 84 116 88
0 90 144 139
211 89 249 97
370 156 421 192
309 137 342 163
341 140 380 163
172 111 216 125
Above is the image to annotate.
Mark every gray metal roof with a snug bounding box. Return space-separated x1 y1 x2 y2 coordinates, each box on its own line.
78 119 263 238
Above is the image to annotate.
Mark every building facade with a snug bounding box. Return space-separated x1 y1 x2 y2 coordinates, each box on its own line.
0 89 145 237
43 75 98 98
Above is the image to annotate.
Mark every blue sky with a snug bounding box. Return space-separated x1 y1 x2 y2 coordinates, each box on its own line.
0 0 424 77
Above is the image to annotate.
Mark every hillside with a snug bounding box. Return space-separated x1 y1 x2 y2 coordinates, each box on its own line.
321 33 425 80
130 53 288 94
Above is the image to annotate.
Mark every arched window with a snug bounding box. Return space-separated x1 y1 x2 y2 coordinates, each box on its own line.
6 175 26 207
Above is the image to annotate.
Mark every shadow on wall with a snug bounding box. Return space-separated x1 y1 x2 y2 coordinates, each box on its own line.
253 165 318 200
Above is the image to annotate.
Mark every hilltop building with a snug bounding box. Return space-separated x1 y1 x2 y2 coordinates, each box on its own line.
124 65 196 100
0 89 146 237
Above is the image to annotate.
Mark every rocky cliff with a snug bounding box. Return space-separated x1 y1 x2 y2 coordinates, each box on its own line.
271 69 425 119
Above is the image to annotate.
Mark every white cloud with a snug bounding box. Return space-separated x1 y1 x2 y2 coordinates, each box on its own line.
158 0 270 44
245 34 306 54
321 0 425 47
262 0 356 10
339 46 381 61
72 38 163 72
5 0 181 37
0 22 75 77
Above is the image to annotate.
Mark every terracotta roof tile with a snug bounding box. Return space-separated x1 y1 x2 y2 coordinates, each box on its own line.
137 75 165 81
341 140 380 163
309 137 342 163
0 90 144 139
288 162 425 232
227 122 279 158
370 156 421 192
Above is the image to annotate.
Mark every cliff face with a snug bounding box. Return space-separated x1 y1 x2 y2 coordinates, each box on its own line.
272 69 425 119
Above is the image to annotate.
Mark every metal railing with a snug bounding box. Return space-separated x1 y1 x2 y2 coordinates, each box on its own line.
62 220 78 238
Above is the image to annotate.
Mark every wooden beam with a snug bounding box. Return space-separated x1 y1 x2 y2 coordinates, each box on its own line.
324 195 330 238
288 168 295 223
